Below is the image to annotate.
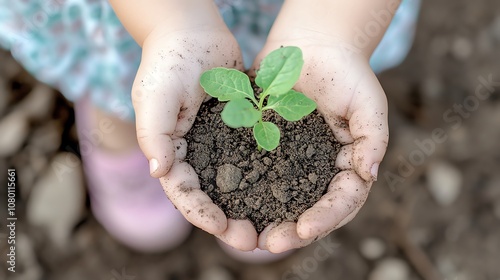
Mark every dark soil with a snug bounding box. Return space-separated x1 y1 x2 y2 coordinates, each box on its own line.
185 98 342 233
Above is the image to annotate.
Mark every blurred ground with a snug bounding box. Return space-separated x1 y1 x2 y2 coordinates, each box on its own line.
1 0 500 279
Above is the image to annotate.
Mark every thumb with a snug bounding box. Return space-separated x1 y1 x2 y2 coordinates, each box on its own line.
132 49 185 178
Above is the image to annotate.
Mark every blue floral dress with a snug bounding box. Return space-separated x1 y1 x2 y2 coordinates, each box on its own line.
0 0 420 120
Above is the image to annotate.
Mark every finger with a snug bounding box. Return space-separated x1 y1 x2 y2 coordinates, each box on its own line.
173 138 188 160
297 170 370 239
260 222 315 253
335 144 354 170
347 70 389 182
216 219 258 251
132 50 185 178
160 161 227 235
257 223 276 250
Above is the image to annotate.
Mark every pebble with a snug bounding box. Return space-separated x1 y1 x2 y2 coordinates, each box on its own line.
245 169 260 184
216 164 242 193
422 77 444 99
0 111 29 157
198 266 234 280
306 144 316 158
26 153 85 248
239 180 249 191
360 237 386 260
368 258 410 280
426 161 462 206
271 183 292 203
451 37 473 60
262 157 272 166
308 173 318 184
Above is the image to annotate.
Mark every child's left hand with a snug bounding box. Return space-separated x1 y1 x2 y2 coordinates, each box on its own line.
252 35 389 253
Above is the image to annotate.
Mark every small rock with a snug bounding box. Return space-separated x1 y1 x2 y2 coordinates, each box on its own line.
422 77 444 99
0 52 22 79
245 170 260 184
360 238 386 260
11 234 43 280
27 153 85 248
451 37 473 60
271 183 292 203
201 167 215 181
198 266 234 280
190 143 210 172
308 173 318 184
252 160 267 175
306 145 316 158
268 171 278 181
0 111 29 157
216 164 242 193
262 157 272 166
426 161 462 206
368 258 410 280
239 180 249 191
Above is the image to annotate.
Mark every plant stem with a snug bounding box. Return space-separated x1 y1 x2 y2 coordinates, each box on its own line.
258 90 269 111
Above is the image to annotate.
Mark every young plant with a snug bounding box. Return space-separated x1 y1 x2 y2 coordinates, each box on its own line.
200 46 316 151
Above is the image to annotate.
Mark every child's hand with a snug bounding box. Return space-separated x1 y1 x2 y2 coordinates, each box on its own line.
131 24 257 251
252 35 389 253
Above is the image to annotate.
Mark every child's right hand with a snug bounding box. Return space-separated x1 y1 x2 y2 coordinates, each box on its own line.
131 22 260 250
110 0 261 251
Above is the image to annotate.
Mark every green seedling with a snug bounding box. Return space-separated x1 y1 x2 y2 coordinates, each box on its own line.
200 46 317 151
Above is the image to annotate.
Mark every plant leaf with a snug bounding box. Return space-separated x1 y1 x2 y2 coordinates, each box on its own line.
266 90 317 121
221 98 261 128
253 122 280 151
200 68 256 102
255 46 303 97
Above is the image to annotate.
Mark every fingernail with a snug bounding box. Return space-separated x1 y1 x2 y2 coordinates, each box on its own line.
149 158 159 175
371 162 380 181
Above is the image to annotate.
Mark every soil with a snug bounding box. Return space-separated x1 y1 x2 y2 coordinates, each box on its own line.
185 98 341 233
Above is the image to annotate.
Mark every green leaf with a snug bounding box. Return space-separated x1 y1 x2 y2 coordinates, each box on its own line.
221 98 261 128
255 46 304 97
200 68 257 103
266 90 317 121
253 122 280 151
